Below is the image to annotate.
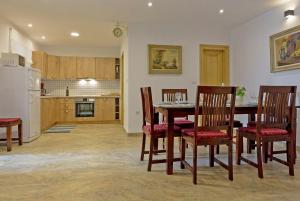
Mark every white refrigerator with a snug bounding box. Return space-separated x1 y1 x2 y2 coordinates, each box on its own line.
0 65 41 142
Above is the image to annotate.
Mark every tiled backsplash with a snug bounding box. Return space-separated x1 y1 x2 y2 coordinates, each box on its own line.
43 80 120 96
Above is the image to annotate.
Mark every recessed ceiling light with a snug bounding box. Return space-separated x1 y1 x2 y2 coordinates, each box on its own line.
27 24 33 28
148 2 153 7
70 32 80 37
219 9 224 14
41 36 46 40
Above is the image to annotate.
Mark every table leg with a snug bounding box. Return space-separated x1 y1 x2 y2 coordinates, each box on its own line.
166 111 175 175
18 121 23 146
6 126 12 152
293 108 297 164
247 113 256 153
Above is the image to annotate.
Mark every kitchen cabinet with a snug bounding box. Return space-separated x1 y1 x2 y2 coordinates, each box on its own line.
41 98 57 131
59 56 77 80
76 57 96 79
95 58 116 80
32 51 48 79
57 98 76 122
47 55 60 80
96 98 115 121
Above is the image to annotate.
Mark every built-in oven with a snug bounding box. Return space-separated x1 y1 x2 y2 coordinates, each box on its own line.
75 98 95 117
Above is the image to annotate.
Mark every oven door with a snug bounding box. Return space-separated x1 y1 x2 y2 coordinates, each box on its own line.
75 102 95 117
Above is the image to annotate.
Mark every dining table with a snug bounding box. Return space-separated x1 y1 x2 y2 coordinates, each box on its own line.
154 102 299 175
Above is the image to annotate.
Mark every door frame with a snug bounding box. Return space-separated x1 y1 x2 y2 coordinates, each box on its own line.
199 44 230 85
120 52 124 125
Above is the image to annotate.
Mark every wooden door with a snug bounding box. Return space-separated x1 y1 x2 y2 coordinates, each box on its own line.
32 51 48 79
76 57 96 79
200 45 229 86
59 56 77 80
47 55 60 80
95 58 115 80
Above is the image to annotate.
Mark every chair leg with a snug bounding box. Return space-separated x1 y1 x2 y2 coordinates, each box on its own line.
193 144 197 184
180 138 186 169
236 133 242 165
247 139 252 154
287 141 294 176
140 133 146 161
262 142 268 163
6 126 12 152
162 138 165 149
269 142 273 161
18 122 23 146
209 145 214 167
256 139 263 178
216 145 220 154
228 142 233 181
148 136 154 171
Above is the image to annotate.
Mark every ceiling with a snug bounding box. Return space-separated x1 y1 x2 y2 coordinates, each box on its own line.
0 0 292 48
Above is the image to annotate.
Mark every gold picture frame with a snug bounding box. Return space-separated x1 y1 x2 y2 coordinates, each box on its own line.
148 44 182 74
270 25 300 72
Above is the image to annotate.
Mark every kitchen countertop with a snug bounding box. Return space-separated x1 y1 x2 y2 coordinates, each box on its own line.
40 95 120 99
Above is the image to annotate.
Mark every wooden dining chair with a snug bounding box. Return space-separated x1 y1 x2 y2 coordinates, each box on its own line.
140 87 182 171
161 89 194 128
181 86 236 184
236 86 297 178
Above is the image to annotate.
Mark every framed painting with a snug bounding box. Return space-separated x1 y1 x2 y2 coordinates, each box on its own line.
148 44 182 74
270 25 300 72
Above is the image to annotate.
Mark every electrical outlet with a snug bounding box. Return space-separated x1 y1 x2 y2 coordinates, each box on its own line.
136 111 140 115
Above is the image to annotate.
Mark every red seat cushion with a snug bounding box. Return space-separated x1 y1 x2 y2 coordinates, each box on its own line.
0 118 20 123
143 124 181 136
182 129 228 139
238 127 288 136
174 119 194 128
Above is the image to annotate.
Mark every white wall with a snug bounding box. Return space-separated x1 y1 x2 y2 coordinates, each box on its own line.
125 22 230 133
0 16 39 64
120 31 129 131
41 45 120 57
230 2 300 145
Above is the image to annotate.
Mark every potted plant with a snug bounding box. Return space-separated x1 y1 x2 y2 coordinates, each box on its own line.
236 86 246 104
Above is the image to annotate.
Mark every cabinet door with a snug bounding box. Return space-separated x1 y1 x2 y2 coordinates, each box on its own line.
57 98 75 122
59 56 77 80
41 99 48 131
96 98 115 121
95 58 115 80
47 55 60 80
32 51 48 79
76 57 96 79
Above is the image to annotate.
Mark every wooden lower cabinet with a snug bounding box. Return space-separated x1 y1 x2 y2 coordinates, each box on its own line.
41 98 58 131
57 98 76 122
95 98 115 121
41 97 118 131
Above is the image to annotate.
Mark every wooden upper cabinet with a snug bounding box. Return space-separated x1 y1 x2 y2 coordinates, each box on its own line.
32 51 48 79
76 57 96 79
47 55 60 80
96 58 115 80
59 56 77 80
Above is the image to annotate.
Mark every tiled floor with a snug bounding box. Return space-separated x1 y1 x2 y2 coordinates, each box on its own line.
0 124 299 201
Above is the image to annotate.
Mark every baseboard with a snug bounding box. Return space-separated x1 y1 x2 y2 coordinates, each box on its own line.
127 132 142 136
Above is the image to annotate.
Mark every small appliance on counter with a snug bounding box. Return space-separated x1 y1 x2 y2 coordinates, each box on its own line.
41 82 46 96
0 53 25 67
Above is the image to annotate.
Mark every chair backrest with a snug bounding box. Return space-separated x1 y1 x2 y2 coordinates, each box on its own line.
162 89 188 102
140 87 154 126
256 86 297 133
194 86 236 138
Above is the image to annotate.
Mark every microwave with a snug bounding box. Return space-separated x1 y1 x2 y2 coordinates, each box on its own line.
0 53 25 67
